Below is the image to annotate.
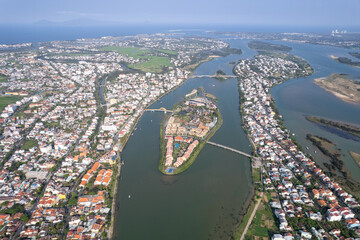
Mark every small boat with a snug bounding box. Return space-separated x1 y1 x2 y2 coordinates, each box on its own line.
128 195 131 199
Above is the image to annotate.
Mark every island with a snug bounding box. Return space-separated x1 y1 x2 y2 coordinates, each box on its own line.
314 73 360 104
248 40 292 52
306 116 360 138
159 90 222 175
215 69 226 81
330 55 360 68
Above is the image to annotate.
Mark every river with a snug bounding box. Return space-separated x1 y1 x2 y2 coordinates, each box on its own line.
113 40 256 240
113 38 360 240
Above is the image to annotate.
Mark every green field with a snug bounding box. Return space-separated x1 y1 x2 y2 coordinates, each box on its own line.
0 95 23 112
129 56 171 73
101 46 172 73
100 46 152 59
21 139 38 150
157 49 177 55
0 74 8 82
245 198 278 239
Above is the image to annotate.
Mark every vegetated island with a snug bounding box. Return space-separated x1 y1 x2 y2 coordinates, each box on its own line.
248 40 292 52
314 73 360 104
306 116 360 139
349 52 360 59
215 69 226 81
330 55 360 68
349 151 360 167
159 89 222 175
306 134 347 177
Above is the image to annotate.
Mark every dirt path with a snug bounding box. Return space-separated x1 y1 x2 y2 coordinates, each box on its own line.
239 192 264 240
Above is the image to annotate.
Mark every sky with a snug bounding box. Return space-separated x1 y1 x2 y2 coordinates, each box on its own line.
0 0 359 27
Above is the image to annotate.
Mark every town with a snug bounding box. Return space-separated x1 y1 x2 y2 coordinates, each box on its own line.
0 35 231 239
235 52 360 239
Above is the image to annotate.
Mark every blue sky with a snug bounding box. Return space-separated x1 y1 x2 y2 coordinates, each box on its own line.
0 0 359 26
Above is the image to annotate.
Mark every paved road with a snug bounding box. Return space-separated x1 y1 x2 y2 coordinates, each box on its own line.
239 192 264 240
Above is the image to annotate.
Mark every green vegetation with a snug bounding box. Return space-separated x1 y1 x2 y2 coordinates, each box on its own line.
349 52 360 60
215 69 226 81
306 116 360 138
0 204 24 215
21 139 38 150
0 95 23 112
232 193 258 240
334 56 360 67
100 46 151 58
306 134 347 177
0 74 8 82
128 56 171 73
248 40 292 52
157 49 177 55
101 46 172 73
229 61 236 65
349 151 360 168
245 199 278 239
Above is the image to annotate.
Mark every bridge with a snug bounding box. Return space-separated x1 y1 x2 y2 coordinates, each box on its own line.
191 75 238 79
145 107 173 113
207 141 253 158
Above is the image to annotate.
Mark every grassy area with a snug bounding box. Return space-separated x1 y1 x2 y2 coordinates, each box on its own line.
100 46 151 59
157 49 177 55
252 167 261 182
0 74 8 82
0 95 23 112
244 198 278 239
21 139 38 150
101 46 172 73
349 151 360 167
129 56 171 73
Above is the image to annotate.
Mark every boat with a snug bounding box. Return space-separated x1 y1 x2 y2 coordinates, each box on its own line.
128 195 131 199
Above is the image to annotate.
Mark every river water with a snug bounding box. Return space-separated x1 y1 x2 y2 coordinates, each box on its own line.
113 40 255 240
113 38 360 239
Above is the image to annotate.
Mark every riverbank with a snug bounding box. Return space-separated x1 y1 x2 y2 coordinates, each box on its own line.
314 73 360 104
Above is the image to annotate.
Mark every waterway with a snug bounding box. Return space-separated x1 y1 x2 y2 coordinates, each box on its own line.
113 41 255 240
113 38 360 239
269 41 360 181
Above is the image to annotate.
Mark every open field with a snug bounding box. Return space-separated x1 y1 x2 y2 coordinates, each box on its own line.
0 74 8 82
0 95 23 112
101 46 172 73
156 49 177 55
100 46 152 58
21 139 38 150
128 56 171 73
314 73 360 104
245 197 278 240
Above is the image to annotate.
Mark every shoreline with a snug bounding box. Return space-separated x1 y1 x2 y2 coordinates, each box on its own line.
313 76 360 105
